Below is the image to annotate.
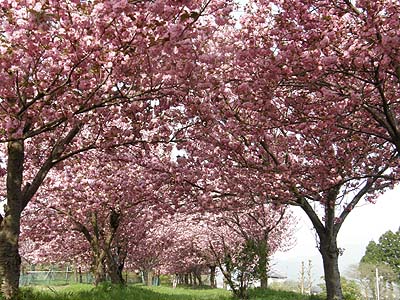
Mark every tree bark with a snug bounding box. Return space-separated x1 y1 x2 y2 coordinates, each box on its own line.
104 210 125 285
78 267 83 283
319 238 344 300
298 188 344 300
105 252 125 285
107 265 124 285
257 239 269 289
93 253 106 286
0 225 21 300
209 265 216 288
0 140 24 300
196 272 202 286
147 270 153 286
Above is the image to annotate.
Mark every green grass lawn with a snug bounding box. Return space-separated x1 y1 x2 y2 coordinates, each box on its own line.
248 288 323 300
11 284 323 300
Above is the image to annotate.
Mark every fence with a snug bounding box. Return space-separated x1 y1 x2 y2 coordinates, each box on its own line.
20 267 93 286
20 267 143 286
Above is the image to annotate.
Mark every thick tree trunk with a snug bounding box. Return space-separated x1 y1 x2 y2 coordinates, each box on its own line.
209 265 216 288
147 270 153 286
0 140 25 300
93 254 106 286
0 225 21 300
104 210 125 285
192 273 197 286
319 239 344 300
257 240 269 289
196 272 202 286
296 180 379 300
298 188 345 300
259 270 268 288
105 254 125 285
107 264 123 285
78 267 83 283
142 270 153 286
108 268 124 285
93 265 106 285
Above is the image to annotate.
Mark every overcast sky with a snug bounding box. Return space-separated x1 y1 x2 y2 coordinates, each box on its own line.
272 185 400 283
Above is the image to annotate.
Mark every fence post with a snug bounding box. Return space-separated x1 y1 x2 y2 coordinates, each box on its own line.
65 265 69 283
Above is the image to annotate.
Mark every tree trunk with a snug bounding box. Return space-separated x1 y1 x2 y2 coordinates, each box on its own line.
209 265 216 288
0 127 81 298
148 270 153 286
220 265 249 300
93 265 106 285
257 239 269 289
298 188 345 300
196 272 202 286
260 275 268 288
106 253 125 285
192 273 196 286
78 267 83 283
0 140 25 300
0 225 21 300
319 238 344 300
107 263 124 285
93 255 106 286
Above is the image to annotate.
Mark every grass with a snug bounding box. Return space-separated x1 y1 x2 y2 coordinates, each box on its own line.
249 288 323 300
15 284 231 300
7 284 323 300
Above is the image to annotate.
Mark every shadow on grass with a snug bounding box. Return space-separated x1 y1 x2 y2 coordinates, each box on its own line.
174 284 216 290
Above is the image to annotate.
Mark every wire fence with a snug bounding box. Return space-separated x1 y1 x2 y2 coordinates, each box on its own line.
19 266 143 286
20 269 93 286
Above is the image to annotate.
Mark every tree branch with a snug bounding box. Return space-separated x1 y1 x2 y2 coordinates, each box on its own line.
21 124 82 209
49 205 93 243
292 186 326 238
335 166 390 236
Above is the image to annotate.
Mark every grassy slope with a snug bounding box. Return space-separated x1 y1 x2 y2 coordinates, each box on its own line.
12 284 323 300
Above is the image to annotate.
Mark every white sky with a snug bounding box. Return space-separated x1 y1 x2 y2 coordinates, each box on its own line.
272 185 400 283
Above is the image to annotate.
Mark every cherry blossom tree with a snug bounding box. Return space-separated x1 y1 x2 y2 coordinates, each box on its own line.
201 207 294 300
156 203 295 299
20 146 180 285
220 204 295 289
0 1 235 298
169 2 400 299
19 144 297 297
182 56 397 298
243 1 400 299
126 217 182 286
2 2 397 300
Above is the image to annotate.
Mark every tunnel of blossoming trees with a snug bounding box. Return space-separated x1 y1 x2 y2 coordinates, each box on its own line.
0 1 399 300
